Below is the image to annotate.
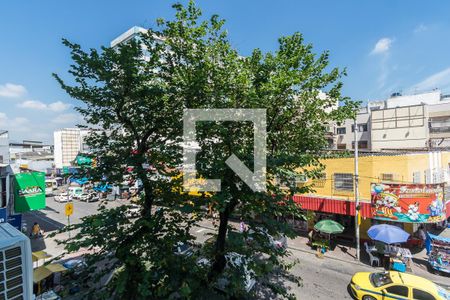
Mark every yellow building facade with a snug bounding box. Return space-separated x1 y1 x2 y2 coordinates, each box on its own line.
296 151 450 239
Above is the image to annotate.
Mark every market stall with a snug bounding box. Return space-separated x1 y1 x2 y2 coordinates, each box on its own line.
426 228 450 275
367 224 411 271
310 219 344 256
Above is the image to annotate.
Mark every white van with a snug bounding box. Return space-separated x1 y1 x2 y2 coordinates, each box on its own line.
45 179 57 196
68 187 84 199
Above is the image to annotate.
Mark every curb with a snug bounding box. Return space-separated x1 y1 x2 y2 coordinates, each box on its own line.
195 223 368 267
195 224 450 288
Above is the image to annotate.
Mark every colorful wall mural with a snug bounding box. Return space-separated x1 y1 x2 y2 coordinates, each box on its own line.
371 183 447 223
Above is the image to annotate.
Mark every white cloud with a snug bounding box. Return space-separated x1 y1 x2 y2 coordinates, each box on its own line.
48 101 71 112
370 38 393 55
0 83 27 98
410 67 450 92
18 100 71 112
0 112 29 130
18 100 47 110
414 23 427 34
51 113 80 124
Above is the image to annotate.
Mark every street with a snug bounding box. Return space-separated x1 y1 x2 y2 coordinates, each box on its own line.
27 196 364 298
26 195 449 299
192 225 373 299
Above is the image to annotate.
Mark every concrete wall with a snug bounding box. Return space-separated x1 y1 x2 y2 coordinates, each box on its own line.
370 105 428 150
385 90 443 108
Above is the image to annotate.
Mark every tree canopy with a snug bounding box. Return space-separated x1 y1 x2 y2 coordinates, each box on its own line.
54 1 357 299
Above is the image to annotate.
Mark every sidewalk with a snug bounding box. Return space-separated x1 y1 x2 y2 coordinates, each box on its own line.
196 218 450 288
29 212 449 289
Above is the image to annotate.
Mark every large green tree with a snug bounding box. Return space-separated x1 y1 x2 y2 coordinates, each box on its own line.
55 1 357 299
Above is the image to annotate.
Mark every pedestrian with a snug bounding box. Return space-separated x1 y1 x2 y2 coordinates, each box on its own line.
417 225 426 248
30 222 43 238
239 218 247 233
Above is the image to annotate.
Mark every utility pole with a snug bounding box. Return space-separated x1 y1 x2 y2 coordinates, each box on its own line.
354 120 360 261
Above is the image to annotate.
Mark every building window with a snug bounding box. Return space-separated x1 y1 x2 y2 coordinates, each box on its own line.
413 171 421 183
336 127 346 134
351 124 368 132
313 173 326 188
381 173 394 181
352 141 368 149
333 173 353 191
337 144 346 150
295 174 308 188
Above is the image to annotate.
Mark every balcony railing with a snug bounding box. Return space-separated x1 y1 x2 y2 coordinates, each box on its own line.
429 126 450 133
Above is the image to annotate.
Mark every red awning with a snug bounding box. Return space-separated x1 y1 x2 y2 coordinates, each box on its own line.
446 201 450 218
293 195 372 218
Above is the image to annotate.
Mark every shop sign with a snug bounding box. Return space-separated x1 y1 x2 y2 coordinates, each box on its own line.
14 172 46 213
371 183 447 223
75 155 92 166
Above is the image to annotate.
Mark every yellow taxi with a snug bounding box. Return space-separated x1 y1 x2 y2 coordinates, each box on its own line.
349 271 450 300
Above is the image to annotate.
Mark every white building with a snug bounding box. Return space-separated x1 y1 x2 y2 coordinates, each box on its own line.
111 26 148 48
0 130 9 164
54 128 89 169
335 107 371 150
338 90 450 151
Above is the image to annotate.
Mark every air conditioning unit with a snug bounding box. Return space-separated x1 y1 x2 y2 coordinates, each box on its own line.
0 222 33 300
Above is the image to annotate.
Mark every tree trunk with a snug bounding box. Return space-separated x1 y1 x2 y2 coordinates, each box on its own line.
208 197 238 281
133 155 153 218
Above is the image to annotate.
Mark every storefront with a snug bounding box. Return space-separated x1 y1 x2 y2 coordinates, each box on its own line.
293 181 450 241
292 195 374 239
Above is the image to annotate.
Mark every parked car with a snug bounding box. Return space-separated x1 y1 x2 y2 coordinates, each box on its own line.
78 192 99 203
247 227 288 250
125 204 141 218
349 271 450 300
197 252 256 294
173 242 194 257
54 192 72 203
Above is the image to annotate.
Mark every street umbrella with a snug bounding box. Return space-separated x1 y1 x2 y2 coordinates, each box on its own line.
314 220 345 234
367 224 410 244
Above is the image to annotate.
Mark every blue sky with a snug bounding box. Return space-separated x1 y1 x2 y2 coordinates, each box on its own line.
1 0 450 143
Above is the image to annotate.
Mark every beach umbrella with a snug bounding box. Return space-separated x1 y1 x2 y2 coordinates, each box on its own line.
367 224 410 244
314 219 345 234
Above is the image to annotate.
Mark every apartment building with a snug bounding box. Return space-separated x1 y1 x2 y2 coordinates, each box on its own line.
335 107 371 150
53 128 89 169
337 90 450 151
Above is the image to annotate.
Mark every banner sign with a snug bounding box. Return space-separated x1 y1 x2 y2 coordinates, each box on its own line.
371 183 447 223
14 172 46 213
